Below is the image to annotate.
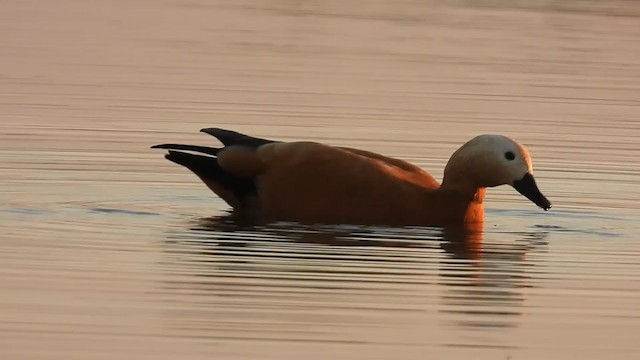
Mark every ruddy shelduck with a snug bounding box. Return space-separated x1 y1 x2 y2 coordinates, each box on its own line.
152 128 551 226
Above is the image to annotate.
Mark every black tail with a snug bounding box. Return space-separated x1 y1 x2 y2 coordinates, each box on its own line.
151 143 220 156
162 150 255 206
151 128 276 209
163 150 221 180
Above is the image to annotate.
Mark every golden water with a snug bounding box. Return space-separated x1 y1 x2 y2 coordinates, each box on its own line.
1 0 639 359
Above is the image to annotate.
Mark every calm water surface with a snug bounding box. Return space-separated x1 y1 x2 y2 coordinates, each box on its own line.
1 0 640 359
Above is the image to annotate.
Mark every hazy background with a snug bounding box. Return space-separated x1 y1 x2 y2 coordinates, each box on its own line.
1 1 639 359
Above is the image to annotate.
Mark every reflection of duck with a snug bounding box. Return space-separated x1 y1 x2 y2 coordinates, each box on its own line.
438 222 549 330
441 222 484 261
190 214 484 252
183 214 546 263
186 216 546 328
164 215 547 332
153 128 551 226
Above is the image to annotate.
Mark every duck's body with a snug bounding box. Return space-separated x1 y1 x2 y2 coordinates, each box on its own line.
242 141 477 225
153 128 550 226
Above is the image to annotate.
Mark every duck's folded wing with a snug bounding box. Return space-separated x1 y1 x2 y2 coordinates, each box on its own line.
251 142 440 224
337 146 439 188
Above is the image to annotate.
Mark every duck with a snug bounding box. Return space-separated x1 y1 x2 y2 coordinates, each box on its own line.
152 128 551 226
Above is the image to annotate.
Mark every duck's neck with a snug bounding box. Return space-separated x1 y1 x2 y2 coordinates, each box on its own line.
464 187 486 223
436 181 487 224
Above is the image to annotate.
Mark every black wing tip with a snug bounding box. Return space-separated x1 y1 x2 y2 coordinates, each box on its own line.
200 127 225 135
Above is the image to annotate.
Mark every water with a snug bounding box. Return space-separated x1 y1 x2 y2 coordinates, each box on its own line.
1 0 640 359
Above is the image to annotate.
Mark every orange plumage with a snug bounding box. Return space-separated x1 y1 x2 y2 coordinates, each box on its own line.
152 128 550 226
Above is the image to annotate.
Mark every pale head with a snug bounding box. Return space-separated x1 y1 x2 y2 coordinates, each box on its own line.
442 134 551 210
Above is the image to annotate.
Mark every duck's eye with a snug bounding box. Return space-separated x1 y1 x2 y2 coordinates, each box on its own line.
504 151 516 161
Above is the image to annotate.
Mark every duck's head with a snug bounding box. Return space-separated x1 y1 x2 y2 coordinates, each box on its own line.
443 134 551 210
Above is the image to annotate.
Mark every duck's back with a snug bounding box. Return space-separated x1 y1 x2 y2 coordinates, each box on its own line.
253 141 440 224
